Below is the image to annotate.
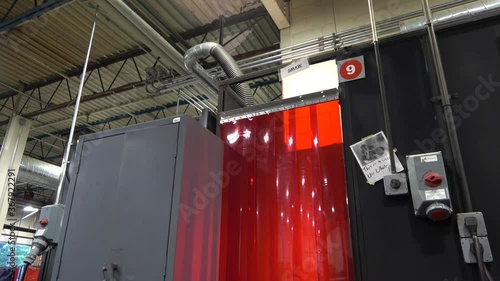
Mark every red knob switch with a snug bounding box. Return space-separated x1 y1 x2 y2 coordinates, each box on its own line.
424 172 443 188
40 218 49 227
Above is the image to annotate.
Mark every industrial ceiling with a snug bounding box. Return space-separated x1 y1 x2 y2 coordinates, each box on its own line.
0 0 281 167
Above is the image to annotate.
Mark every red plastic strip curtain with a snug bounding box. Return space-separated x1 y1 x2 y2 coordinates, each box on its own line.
13 266 40 281
219 100 354 281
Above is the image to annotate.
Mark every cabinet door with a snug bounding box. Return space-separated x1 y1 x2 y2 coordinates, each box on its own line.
55 124 179 281
107 124 178 280
55 135 126 280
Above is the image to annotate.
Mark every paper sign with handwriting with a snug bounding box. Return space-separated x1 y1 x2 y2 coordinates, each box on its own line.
350 131 404 184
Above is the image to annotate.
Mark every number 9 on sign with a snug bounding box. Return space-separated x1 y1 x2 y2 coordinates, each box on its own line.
346 64 356 75
337 56 366 83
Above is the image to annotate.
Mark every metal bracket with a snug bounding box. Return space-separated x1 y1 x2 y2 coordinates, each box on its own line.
431 92 458 103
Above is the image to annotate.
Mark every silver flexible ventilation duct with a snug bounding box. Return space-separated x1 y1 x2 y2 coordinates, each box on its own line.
184 42 254 107
18 156 61 190
400 0 500 33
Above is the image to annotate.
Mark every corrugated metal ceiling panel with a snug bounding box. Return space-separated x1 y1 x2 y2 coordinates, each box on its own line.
0 0 37 21
125 0 262 30
0 0 282 163
0 1 142 90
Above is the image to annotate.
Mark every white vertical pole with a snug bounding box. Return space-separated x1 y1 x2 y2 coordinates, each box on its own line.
55 7 99 204
0 116 32 229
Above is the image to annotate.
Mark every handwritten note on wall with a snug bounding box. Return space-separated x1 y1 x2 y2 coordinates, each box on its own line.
350 131 404 184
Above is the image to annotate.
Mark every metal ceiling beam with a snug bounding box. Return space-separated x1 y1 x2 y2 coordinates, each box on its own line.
32 98 197 152
0 0 73 33
128 1 191 51
261 0 289 29
0 45 276 126
0 46 149 100
178 6 268 40
0 7 268 101
0 80 145 127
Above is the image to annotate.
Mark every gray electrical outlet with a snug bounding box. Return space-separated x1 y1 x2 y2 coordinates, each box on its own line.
35 204 65 244
406 152 452 220
383 173 408 196
457 212 488 238
460 237 494 264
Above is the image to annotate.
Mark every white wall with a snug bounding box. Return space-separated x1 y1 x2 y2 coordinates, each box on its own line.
281 0 452 47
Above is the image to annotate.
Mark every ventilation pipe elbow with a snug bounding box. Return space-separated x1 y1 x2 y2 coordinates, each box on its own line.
184 42 254 107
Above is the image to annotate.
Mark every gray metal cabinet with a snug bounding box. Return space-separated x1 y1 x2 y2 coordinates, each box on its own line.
50 116 222 281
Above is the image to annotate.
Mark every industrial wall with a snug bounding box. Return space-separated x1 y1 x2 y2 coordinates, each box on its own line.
281 0 450 46
340 16 500 281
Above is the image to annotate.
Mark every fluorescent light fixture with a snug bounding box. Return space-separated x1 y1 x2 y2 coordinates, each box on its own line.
282 60 339 99
23 206 38 212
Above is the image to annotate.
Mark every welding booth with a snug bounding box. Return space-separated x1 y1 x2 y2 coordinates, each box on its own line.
24 7 500 281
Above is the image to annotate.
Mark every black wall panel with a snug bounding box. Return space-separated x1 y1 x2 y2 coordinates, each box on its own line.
341 18 500 281
438 17 500 269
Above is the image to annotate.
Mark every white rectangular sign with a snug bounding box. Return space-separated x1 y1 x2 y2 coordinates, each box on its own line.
425 189 447 200
280 58 310 80
421 155 438 163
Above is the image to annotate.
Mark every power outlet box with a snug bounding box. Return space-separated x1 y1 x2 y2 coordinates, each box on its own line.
460 237 494 264
406 152 452 219
457 212 494 264
457 212 488 238
35 204 65 243
383 173 408 196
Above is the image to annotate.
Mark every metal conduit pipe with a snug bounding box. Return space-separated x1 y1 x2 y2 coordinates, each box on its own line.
241 45 338 71
18 156 62 190
242 39 337 69
401 0 500 33
237 34 336 64
184 42 254 106
182 89 215 111
236 2 479 69
109 0 500 102
179 92 203 112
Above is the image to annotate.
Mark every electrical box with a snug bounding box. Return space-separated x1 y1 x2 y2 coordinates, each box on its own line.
457 212 494 264
406 152 452 220
383 173 409 196
34 205 64 243
49 115 223 281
